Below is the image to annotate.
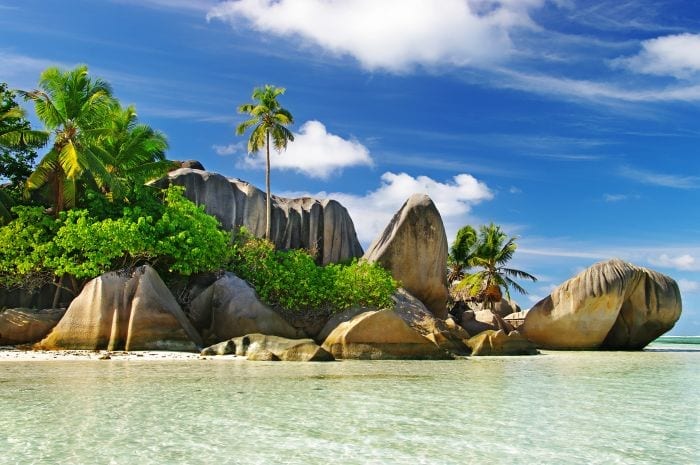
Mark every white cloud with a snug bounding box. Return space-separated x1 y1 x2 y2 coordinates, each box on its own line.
614 33 700 79
207 0 543 72
240 120 372 179
213 141 246 156
619 166 700 189
649 254 699 271
678 279 700 293
282 171 493 245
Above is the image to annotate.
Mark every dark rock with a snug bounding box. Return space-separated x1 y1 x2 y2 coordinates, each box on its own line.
0 307 66 345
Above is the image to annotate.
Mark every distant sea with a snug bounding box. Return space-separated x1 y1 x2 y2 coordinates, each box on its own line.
1 339 698 465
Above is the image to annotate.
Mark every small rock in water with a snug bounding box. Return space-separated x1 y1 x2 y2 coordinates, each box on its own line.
99 353 111 360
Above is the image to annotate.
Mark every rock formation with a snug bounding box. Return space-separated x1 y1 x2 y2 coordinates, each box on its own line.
466 330 538 356
189 273 305 344
159 168 363 265
37 266 201 351
0 308 66 345
319 289 465 359
522 259 682 349
201 334 332 361
460 310 514 336
363 194 449 318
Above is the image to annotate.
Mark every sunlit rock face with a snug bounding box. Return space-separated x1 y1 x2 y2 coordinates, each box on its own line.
363 194 449 319
522 259 682 350
160 168 363 265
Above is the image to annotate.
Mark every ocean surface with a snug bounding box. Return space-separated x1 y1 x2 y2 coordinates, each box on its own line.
1 338 698 465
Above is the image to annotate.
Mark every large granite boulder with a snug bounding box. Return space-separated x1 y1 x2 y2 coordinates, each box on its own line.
522 259 682 349
466 330 538 356
0 308 66 345
316 288 469 358
189 273 305 344
460 309 514 335
319 289 465 360
158 168 363 265
37 266 202 351
363 194 449 319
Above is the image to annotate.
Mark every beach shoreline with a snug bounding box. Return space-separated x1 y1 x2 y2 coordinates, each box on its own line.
0 347 242 362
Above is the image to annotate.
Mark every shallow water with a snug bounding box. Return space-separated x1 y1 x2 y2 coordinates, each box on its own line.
1 342 698 465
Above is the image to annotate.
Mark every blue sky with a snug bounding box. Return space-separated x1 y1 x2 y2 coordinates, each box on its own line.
1 0 699 335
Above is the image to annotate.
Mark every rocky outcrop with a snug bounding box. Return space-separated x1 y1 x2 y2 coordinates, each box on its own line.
503 311 528 329
189 273 305 344
466 330 538 356
37 266 201 351
236 334 333 361
522 259 682 349
460 309 514 335
0 308 66 345
201 334 332 361
159 168 363 265
316 289 469 359
363 194 449 318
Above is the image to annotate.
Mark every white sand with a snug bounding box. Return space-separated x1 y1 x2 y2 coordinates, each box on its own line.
0 348 242 361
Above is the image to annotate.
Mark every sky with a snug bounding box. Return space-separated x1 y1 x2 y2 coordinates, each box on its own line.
1 0 699 335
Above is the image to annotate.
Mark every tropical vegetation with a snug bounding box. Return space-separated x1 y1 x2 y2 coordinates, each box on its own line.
236 85 294 240
0 68 397 314
452 223 537 310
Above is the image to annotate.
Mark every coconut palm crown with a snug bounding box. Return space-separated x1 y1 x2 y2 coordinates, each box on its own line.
455 223 537 309
20 65 116 213
236 85 294 241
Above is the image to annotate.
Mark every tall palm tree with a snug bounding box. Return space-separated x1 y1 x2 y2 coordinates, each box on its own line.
0 86 48 224
20 65 116 213
448 224 477 284
456 223 537 311
91 104 173 201
236 85 294 240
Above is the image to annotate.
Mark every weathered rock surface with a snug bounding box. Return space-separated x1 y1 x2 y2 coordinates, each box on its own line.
460 310 514 335
363 194 449 318
522 259 682 349
189 273 305 344
316 289 469 358
231 334 334 362
466 330 539 356
503 311 528 329
37 266 201 351
159 168 363 265
469 299 519 317
0 308 66 345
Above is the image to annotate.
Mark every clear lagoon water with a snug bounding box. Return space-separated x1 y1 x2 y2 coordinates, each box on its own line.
1 339 698 465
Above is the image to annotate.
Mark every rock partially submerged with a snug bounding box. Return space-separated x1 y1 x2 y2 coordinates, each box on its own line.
522 259 682 349
190 273 305 344
202 334 333 362
466 330 538 356
37 266 201 351
0 307 66 345
364 194 449 319
160 168 363 265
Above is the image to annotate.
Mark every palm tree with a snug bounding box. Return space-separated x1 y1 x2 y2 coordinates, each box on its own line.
20 65 116 213
91 104 173 201
456 223 536 312
448 224 477 284
0 86 48 224
236 85 294 240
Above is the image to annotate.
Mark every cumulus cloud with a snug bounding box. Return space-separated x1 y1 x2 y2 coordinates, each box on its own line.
240 120 372 178
207 0 543 72
649 253 699 271
283 171 493 245
614 33 700 79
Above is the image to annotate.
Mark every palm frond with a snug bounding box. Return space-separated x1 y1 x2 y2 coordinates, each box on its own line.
500 267 537 282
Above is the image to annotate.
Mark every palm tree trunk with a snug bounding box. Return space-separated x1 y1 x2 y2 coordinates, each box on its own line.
265 130 271 241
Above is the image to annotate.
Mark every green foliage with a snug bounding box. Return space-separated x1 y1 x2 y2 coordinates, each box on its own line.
0 186 231 284
448 224 477 283
453 223 536 304
230 229 397 313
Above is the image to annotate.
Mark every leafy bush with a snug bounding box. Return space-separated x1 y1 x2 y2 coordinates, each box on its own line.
230 230 398 313
0 186 232 285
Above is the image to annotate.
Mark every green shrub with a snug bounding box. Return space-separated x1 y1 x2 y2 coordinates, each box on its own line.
0 186 232 284
230 230 397 313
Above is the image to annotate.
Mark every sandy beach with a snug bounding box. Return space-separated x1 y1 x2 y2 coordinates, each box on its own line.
0 347 241 362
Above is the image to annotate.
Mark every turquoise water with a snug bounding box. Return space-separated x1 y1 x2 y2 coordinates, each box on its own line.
1 342 698 465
